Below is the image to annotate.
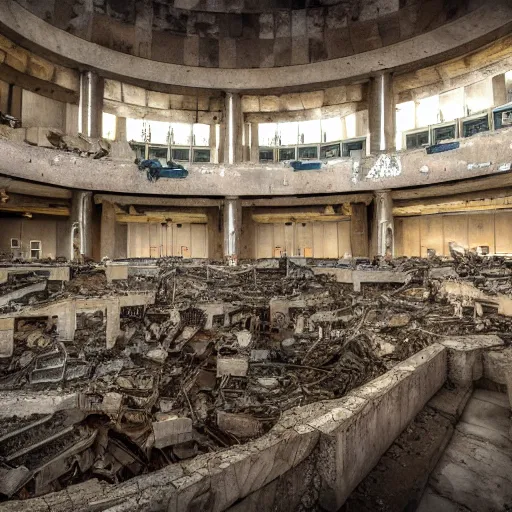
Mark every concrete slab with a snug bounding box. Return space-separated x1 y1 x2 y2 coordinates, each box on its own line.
428 385 472 424
439 335 504 386
420 391 512 512
483 347 512 385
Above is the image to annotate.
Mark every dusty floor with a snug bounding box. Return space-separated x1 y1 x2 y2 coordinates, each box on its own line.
418 389 512 512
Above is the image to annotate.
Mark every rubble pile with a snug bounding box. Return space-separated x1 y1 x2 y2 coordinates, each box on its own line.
0 255 511 501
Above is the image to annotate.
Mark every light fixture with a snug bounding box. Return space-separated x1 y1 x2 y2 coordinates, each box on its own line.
22 212 32 218
323 205 335 215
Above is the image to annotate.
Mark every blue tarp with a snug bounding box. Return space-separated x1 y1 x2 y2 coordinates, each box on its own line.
138 159 188 182
426 141 460 155
290 160 323 171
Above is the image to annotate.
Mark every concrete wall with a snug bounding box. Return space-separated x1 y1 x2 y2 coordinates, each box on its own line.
21 90 65 130
254 220 352 259
395 210 512 257
0 217 68 259
126 222 208 258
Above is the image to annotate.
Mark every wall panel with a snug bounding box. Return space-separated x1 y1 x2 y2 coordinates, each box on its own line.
256 224 273 259
397 211 511 257
443 215 468 254
468 213 494 252
420 216 443 257
191 224 207 258
128 223 207 258
401 217 421 257
495 211 512 254
323 223 338 258
337 221 352 257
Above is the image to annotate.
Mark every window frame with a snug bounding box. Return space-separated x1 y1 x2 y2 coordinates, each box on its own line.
29 240 41 260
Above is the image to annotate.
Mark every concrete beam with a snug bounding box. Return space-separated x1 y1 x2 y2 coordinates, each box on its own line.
241 194 373 207
0 177 71 199
0 63 78 105
103 99 223 125
94 194 222 207
245 102 367 124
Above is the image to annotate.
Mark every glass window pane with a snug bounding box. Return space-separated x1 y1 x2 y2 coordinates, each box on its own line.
193 149 211 162
193 124 210 146
321 143 340 159
148 146 168 165
259 148 274 162
279 148 296 161
170 123 191 145
298 146 318 159
277 122 298 146
172 148 190 161
416 96 440 127
342 140 364 157
127 118 144 142
321 117 341 143
439 88 464 123
102 112 116 140
259 123 277 146
298 120 321 144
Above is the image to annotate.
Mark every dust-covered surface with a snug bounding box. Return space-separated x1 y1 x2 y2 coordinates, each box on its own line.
0 253 511 502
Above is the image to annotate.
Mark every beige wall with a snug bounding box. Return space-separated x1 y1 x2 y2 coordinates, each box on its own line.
21 90 66 130
0 217 67 259
127 223 208 258
395 210 512 257
254 221 352 259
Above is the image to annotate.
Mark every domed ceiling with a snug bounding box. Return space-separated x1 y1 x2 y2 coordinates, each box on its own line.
15 0 474 69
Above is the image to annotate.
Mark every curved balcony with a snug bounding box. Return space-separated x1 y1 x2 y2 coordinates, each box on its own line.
1 127 511 197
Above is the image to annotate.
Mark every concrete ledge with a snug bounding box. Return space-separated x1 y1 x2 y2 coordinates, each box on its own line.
313 344 447 510
311 267 409 292
0 266 70 284
0 292 155 351
483 347 512 386
0 344 448 512
0 391 79 418
440 335 504 386
2 128 512 196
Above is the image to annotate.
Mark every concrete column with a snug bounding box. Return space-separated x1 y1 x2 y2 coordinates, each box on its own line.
70 190 93 261
350 203 369 257
243 122 251 161
492 74 508 107
223 196 242 265
223 92 243 164
218 122 226 164
100 201 117 260
8 85 22 120
374 190 394 258
209 123 218 163
250 122 259 163
79 70 104 138
369 73 395 154
115 116 127 142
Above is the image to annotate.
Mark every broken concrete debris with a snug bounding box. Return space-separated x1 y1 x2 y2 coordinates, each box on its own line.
152 415 193 448
0 253 511 503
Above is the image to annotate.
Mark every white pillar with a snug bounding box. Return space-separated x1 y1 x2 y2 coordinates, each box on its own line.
375 190 393 258
369 73 395 154
223 196 242 265
79 70 104 138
